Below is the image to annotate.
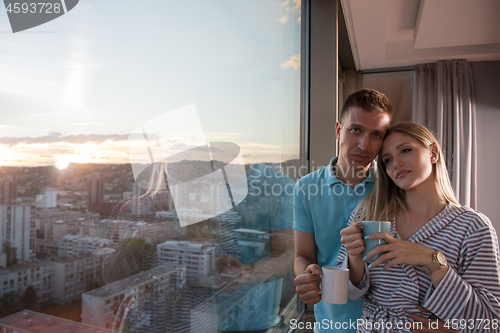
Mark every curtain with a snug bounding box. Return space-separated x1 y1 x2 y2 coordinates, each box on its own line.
412 60 477 208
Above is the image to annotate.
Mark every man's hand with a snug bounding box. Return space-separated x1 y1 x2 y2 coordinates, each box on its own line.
217 256 248 294
410 306 459 333
294 263 322 305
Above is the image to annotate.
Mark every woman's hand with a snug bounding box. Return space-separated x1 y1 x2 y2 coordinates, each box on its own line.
340 222 366 285
364 232 435 270
410 306 460 333
340 221 364 258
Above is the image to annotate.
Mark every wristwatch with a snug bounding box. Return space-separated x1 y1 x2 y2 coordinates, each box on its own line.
421 251 447 275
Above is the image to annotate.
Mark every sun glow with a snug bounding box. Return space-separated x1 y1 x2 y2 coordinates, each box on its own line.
55 156 70 170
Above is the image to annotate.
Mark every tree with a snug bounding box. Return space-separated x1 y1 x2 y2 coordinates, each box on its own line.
0 291 20 318
103 238 158 284
2 241 18 267
21 285 38 309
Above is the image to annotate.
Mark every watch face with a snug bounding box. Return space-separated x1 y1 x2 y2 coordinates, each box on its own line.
437 252 447 266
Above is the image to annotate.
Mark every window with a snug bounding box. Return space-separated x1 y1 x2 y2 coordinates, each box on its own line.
0 0 300 332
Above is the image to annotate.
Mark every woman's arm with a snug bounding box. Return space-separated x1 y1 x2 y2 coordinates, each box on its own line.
366 213 500 332
422 223 500 333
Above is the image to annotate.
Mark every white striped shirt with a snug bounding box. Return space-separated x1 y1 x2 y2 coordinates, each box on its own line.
338 203 500 333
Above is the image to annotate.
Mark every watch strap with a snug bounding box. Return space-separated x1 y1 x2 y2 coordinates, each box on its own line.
422 261 442 275
422 251 447 275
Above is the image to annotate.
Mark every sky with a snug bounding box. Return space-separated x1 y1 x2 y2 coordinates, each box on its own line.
0 0 301 167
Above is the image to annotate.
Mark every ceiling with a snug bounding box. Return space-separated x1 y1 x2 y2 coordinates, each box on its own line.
340 0 500 71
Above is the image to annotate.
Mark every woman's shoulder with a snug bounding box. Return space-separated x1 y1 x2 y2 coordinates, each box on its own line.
445 203 496 234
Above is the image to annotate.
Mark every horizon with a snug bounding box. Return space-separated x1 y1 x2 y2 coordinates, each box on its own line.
0 0 301 167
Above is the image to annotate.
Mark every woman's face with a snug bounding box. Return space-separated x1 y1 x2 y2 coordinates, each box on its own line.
381 132 438 191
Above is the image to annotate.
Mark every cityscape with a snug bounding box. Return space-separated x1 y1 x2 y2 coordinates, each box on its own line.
0 161 297 333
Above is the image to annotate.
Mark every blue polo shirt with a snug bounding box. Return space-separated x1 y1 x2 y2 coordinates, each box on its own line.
293 157 376 332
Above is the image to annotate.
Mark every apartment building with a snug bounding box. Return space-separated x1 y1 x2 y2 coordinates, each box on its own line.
57 235 113 257
0 261 53 303
38 210 100 240
95 219 173 245
91 219 128 242
92 248 116 286
50 254 96 303
0 177 17 205
42 189 57 209
82 265 186 331
89 174 104 213
0 204 36 264
234 228 268 263
120 221 171 245
42 220 79 244
157 240 215 281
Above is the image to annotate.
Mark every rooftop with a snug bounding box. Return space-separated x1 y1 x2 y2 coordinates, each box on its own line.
83 264 183 298
158 240 213 250
0 310 113 333
0 261 53 275
50 253 94 264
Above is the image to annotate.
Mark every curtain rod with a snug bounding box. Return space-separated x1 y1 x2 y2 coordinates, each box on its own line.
361 66 414 74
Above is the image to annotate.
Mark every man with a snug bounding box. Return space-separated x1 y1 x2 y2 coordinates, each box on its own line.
217 162 294 332
293 89 392 332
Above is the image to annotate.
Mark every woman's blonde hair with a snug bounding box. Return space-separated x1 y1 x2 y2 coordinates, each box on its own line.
354 122 459 221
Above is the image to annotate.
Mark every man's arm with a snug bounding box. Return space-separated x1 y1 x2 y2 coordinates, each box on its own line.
294 230 316 275
293 230 322 305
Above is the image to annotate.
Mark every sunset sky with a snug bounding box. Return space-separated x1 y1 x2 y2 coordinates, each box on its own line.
0 0 301 167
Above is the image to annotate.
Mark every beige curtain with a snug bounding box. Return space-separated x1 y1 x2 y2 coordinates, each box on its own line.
412 59 477 208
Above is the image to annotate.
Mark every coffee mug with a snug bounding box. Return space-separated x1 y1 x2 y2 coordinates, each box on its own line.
320 266 349 304
360 221 391 263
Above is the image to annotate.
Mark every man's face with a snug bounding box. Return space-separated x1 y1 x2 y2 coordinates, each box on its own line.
335 107 391 170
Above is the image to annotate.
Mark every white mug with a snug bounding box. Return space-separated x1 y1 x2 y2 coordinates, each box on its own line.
321 266 349 304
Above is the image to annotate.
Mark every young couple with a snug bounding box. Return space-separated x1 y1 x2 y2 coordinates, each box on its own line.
294 89 500 332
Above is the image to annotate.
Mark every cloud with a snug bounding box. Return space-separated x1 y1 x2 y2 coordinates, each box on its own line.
169 142 196 151
0 133 130 146
280 54 301 71
48 149 75 154
294 0 301 14
242 143 279 149
71 122 102 126
64 62 103 71
297 16 301 23
203 132 243 139
280 0 290 8
30 111 80 118
279 14 289 23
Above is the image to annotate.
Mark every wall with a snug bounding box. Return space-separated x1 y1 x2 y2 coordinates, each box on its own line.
472 61 500 237
362 71 413 125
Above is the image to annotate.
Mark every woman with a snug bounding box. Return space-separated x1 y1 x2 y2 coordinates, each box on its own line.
338 122 500 333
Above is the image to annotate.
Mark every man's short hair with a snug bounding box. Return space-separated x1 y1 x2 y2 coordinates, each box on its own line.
339 89 393 122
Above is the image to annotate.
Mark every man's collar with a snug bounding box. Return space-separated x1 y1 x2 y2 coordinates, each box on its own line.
326 157 342 186
326 156 376 186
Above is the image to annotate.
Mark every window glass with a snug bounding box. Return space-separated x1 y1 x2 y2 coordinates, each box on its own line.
0 1 301 332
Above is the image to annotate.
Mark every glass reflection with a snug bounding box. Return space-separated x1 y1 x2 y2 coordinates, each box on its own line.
0 0 300 332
